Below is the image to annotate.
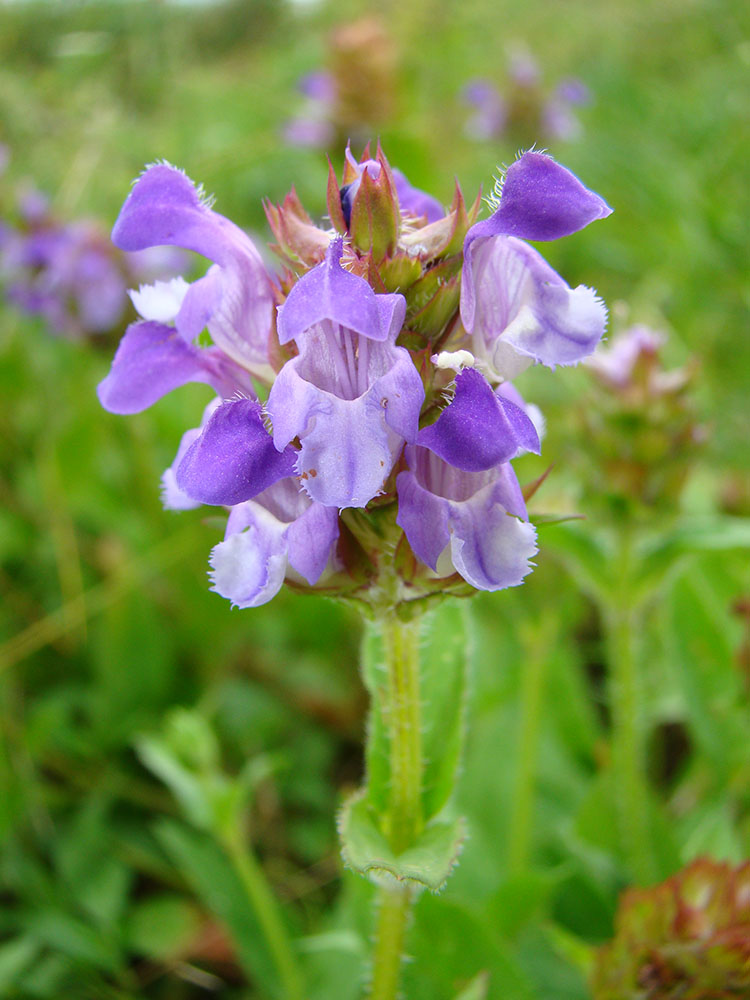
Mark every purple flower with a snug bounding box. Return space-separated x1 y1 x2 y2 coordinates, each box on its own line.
460 54 592 147
338 151 383 227
461 151 611 379
174 396 298 507
111 162 275 382
495 380 546 446
507 48 541 88
396 366 538 590
97 149 612 608
209 478 340 608
393 169 445 224
266 237 424 508
97 317 254 415
586 324 665 386
339 148 443 228
396 446 537 591
98 163 276 413
555 78 591 107
282 72 337 150
462 79 507 141
542 99 583 142
18 187 50 225
161 399 222 511
0 171 195 340
1 218 127 338
298 71 337 103
417 367 540 471
128 244 192 284
282 118 336 150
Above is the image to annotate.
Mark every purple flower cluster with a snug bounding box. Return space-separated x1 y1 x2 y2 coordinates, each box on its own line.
98 147 611 609
463 49 592 145
0 179 185 339
282 18 396 153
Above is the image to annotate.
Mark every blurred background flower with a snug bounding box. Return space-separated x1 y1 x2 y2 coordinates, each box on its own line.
462 44 593 145
282 16 396 151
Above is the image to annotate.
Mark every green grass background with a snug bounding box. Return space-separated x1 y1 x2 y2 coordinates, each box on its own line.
0 0 748 996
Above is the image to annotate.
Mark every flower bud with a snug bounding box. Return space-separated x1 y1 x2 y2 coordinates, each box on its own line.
345 146 400 261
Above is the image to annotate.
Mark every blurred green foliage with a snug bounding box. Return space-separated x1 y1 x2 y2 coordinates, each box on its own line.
1 0 749 996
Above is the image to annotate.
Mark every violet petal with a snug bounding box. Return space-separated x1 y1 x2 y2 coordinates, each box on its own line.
397 449 535 589
176 398 297 507
481 150 611 242
392 168 445 223
276 236 405 346
417 367 539 470
462 236 607 378
112 163 274 378
210 513 288 609
98 321 222 414
161 399 222 510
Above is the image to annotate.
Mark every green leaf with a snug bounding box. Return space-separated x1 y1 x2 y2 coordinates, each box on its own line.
360 624 391 816
153 818 283 997
124 894 203 961
338 791 466 891
542 522 612 599
540 922 595 982
136 708 250 839
420 601 470 818
664 565 746 773
637 515 750 589
484 872 558 937
22 909 122 972
136 733 211 830
0 937 40 991
406 896 539 1000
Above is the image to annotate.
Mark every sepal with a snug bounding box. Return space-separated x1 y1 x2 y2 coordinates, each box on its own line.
264 188 330 267
404 255 463 341
398 182 479 261
378 251 423 294
348 150 400 261
326 157 348 233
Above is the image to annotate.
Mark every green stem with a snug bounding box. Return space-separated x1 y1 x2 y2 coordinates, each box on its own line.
383 615 423 852
368 613 423 1000
607 526 656 885
222 831 305 1000
370 884 413 1000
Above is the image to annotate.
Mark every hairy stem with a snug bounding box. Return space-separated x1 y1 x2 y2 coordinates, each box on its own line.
370 883 413 1000
368 613 423 1000
383 615 423 852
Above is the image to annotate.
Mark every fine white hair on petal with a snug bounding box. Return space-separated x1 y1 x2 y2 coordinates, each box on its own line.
484 146 550 213
129 277 190 323
136 160 216 210
483 159 513 213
